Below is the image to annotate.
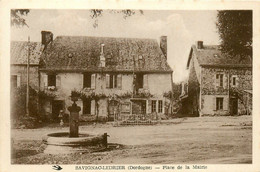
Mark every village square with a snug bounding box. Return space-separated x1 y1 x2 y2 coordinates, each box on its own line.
9 9 252 164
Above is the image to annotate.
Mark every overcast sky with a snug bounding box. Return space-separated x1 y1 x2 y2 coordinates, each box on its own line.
11 10 220 83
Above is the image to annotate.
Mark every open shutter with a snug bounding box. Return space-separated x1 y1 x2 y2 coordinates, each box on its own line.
147 100 152 113
91 100 96 115
143 74 148 89
17 75 21 87
215 74 219 89
43 74 48 88
223 74 226 89
212 97 216 111
223 97 228 111
236 77 239 87
106 74 110 88
56 75 61 89
91 74 96 89
117 74 122 89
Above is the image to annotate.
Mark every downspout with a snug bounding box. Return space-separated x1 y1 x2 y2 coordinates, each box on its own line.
170 71 174 114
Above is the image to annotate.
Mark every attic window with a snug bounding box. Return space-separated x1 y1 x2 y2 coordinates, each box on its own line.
213 54 218 58
138 55 143 60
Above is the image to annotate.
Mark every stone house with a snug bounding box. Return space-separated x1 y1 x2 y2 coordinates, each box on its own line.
39 31 173 121
10 41 42 90
180 41 252 116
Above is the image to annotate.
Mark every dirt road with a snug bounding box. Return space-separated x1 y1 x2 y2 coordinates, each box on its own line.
11 116 252 164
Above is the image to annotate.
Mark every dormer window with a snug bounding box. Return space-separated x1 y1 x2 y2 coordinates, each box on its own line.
138 55 143 60
213 54 218 58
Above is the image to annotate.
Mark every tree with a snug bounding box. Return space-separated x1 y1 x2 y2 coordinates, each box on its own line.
11 9 30 27
90 9 143 28
216 10 252 61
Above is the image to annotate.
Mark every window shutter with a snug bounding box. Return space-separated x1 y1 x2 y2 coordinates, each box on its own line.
215 74 219 88
147 100 152 113
106 74 110 88
43 74 47 88
236 77 239 87
91 74 96 89
143 74 148 89
56 75 61 89
223 97 228 110
91 100 96 115
223 74 226 88
117 74 122 89
213 97 216 111
17 75 21 87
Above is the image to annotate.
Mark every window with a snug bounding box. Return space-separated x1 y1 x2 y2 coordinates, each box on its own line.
216 74 223 87
83 99 91 114
232 76 237 87
83 73 91 88
216 97 223 110
158 100 163 113
48 74 56 86
107 74 118 88
11 75 18 88
152 100 157 113
136 74 144 88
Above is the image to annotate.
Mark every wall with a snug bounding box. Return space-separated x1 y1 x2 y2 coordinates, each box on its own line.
148 73 172 96
200 66 252 116
40 72 172 119
11 65 39 90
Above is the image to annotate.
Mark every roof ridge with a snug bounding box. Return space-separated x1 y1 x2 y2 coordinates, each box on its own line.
55 35 157 41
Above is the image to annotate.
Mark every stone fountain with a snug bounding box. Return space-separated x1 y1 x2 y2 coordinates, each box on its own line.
42 97 108 154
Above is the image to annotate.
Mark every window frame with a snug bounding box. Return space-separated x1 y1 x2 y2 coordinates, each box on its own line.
158 100 163 113
216 97 224 110
83 73 91 88
151 100 157 113
48 74 56 87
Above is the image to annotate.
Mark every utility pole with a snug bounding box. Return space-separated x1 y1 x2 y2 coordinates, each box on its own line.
26 36 30 116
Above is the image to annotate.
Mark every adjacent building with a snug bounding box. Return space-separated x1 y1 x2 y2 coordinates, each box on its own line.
180 41 252 116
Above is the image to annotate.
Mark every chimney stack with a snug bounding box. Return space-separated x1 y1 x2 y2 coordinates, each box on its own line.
197 41 203 49
41 31 53 47
160 36 167 59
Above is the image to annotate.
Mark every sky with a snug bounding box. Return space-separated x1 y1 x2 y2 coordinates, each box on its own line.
11 10 220 83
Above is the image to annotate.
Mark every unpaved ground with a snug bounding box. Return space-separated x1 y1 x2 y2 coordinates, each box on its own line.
11 116 252 164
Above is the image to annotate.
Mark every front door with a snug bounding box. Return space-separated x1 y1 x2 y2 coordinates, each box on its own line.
108 100 119 121
230 98 238 116
52 100 64 121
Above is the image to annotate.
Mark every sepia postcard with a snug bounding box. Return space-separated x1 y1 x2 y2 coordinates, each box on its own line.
0 0 260 172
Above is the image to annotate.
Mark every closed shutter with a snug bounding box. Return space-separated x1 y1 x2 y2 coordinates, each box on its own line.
143 74 148 89
212 97 216 111
43 74 48 88
56 75 61 89
91 74 96 89
106 74 110 88
17 75 21 87
91 100 96 115
147 100 152 113
117 74 122 89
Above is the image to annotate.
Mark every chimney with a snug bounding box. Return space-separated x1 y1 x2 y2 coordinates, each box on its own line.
160 36 167 59
100 43 106 67
41 31 53 47
197 41 203 49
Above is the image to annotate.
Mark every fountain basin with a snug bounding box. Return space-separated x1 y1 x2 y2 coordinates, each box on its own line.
42 132 107 154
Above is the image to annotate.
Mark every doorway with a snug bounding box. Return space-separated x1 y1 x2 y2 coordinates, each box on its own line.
108 100 120 121
230 98 238 116
52 100 64 121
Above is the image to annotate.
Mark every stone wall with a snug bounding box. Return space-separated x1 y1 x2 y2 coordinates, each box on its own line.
11 65 39 90
200 66 252 116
